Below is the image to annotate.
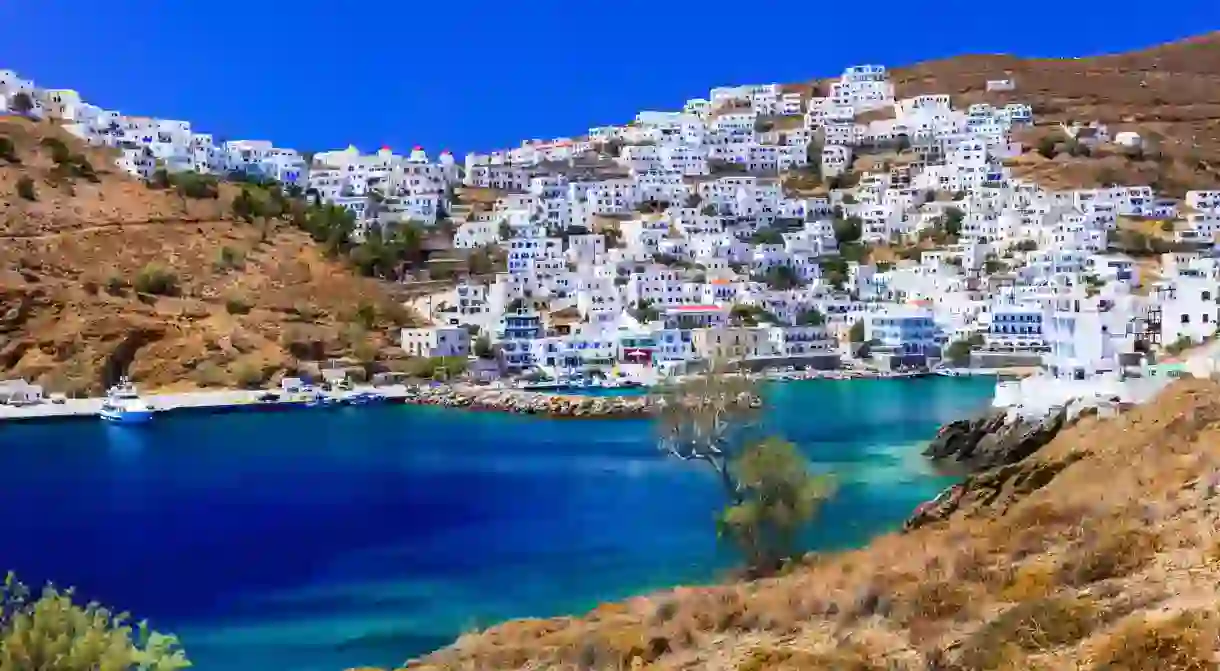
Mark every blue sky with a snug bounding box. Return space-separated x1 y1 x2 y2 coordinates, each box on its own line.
3 1 1216 157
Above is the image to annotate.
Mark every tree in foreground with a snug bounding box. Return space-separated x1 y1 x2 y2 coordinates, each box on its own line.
0 571 191 670
653 364 834 575
717 437 834 573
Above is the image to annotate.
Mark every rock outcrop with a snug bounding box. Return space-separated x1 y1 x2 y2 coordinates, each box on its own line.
922 405 1072 471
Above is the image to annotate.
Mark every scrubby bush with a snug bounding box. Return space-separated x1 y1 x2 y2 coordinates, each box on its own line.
225 295 252 315
192 362 227 387
15 175 36 201
233 364 264 389
895 578 974 624
72 154 99 182
999 560 1058 602
0 571 190 670
133 264 179 296
1058 527 1160 585
105 275 127 296
40 136 71 164
958 596 1096 670
1090 611 1215 671
214 246 245 271
0 136 18 163
352 301 377 329
172 171 219 199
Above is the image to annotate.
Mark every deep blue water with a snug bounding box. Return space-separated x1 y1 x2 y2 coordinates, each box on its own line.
0 377 993 671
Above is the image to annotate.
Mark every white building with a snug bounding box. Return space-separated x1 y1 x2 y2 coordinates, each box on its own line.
401 326 471 358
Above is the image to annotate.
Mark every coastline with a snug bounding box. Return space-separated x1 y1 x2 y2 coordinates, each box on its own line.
1 369 1004 425
0 383 657 424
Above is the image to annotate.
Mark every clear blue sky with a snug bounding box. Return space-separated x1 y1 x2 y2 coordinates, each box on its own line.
3 1 1216 157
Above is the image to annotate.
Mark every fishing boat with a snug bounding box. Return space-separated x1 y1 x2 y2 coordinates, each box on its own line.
98 378 156 424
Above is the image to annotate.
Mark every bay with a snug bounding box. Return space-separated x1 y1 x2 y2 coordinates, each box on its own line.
0 376 993 670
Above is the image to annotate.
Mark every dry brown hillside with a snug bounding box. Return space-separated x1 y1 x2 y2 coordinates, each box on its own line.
396 376 1220 671
852 33 1220 194
0 115 419 393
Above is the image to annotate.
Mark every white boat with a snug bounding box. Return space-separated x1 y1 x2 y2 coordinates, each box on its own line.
98 378 156 424
342 390 386 406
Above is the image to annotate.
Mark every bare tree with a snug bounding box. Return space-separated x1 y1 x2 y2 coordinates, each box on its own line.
652 360 762 503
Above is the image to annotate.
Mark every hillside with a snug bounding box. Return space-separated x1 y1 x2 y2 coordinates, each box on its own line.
378 36 1220 671
0 116 419 394
884 32 1220 194
395 376 1220 671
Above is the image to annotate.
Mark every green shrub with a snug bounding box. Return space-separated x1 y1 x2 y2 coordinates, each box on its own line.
172 171 219 199
105 275 126 296
0 571 190 670
133 264 179 296
233 364 264 389
0 136 18 163
15 175 36 201
353 302 377 329
214 246 245 271
192 362 227 387
225 296 252 315
39 136 71 164
73 154 100 183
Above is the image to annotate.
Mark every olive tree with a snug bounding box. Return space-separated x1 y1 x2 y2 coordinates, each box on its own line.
653 364 835 574
718 437 835 572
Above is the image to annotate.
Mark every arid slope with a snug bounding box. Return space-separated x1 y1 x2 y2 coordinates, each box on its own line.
0 116 417 393
890 33 1220 193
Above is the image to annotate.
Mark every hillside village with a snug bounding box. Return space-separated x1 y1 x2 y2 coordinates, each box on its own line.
3 53 1220 391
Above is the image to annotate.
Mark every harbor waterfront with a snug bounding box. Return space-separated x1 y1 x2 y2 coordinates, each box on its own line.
0 368 965 424
0 383 654 422
0 376 994 671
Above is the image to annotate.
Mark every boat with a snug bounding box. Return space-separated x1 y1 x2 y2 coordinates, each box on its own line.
305 391 341 408
343 390 386 406
98 378 156 424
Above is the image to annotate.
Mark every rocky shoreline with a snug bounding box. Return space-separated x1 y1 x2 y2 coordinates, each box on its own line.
400 384 654 418
905 398 1111 530
920 405 1072 471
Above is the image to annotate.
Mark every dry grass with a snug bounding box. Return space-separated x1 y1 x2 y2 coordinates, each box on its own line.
1086 611 1218 671
957 596 1099 670
862 32 1220 193
0 116 419 392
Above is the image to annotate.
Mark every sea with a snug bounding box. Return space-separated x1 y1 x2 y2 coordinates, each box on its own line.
0 376 994 671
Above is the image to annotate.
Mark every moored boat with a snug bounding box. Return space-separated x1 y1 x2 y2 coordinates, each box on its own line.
342 390 386 406
98 378 156 424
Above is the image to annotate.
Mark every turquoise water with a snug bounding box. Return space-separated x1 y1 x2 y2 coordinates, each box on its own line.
0 377 993 671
